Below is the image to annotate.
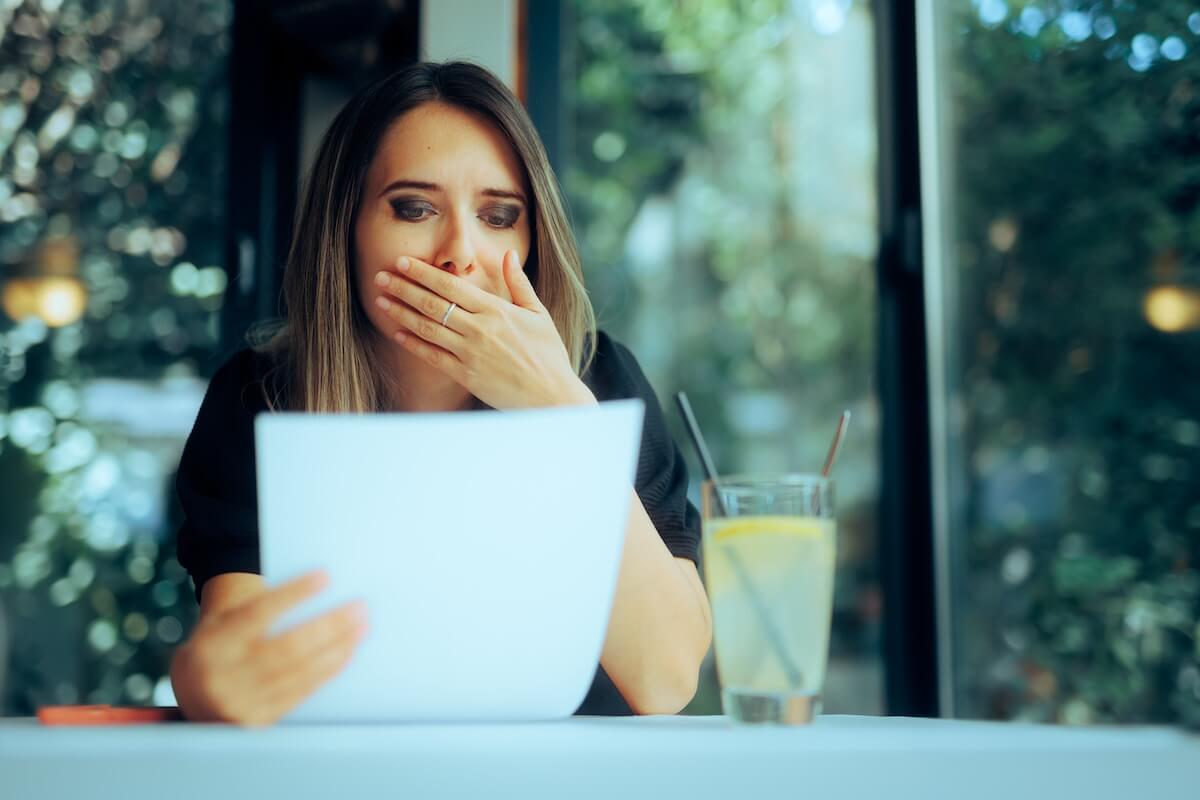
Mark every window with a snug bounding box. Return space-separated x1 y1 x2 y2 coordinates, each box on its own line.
563 0 884 713
921 0 1200 722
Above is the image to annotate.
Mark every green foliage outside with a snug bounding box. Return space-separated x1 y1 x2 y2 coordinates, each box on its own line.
943 0 1200 724
0 0 230 711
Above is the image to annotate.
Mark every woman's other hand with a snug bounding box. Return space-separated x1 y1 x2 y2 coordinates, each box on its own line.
170 571 368 726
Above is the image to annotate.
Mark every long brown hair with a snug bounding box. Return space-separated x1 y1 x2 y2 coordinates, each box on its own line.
258 61 596 412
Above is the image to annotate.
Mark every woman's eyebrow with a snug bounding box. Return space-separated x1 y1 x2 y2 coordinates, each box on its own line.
480 188 527 204
379 179 525 205
379 179 439 197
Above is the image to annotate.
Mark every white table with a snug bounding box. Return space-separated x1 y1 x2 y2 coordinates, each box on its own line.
2 714 1197 799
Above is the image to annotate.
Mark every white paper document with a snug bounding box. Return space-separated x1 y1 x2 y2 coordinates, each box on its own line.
255 400 645 722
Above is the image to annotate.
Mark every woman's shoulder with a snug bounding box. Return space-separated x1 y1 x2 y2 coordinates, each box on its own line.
179 345 283 486
586 328 621 370
202 344 286 414
583 330 655 402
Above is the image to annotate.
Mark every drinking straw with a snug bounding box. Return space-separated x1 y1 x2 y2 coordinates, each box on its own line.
674 392 804 689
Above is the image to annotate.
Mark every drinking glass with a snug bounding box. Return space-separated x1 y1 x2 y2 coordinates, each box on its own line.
702 474 836 723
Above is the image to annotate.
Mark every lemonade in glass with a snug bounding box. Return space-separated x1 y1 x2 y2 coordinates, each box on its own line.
702 475 835 723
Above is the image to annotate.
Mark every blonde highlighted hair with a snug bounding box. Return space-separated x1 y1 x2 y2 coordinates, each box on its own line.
257 61 595 411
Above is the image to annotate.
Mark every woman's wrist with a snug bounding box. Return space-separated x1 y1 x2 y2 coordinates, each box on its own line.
549 376 598 407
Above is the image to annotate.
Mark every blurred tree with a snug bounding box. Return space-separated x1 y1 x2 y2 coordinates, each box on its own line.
567 0 875 438
0 0 229 711
941 0 1199 724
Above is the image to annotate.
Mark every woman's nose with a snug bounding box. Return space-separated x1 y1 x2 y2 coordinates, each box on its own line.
433 215 477 275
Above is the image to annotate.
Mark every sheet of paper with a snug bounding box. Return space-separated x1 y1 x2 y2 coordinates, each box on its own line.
255 399 644 722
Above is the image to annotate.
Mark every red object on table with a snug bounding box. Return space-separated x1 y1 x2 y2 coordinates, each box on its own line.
37 705 183 725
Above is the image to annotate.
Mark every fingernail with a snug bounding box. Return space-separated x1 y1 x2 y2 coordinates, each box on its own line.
374 271 389 287
349 600 369 621
375 296 391 310
394 331 408 344
397 257 410 271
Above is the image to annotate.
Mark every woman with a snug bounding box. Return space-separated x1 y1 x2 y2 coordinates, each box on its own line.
170 61 711 725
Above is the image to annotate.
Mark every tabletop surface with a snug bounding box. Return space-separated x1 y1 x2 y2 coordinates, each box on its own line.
3 714 1198 800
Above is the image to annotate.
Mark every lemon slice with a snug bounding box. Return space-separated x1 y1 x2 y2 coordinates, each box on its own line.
709 515 830 542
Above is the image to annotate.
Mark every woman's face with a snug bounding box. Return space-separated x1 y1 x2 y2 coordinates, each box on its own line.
354 101 533 339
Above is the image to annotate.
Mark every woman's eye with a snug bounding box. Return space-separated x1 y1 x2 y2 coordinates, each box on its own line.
390 200 435 221
480 205 520 229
